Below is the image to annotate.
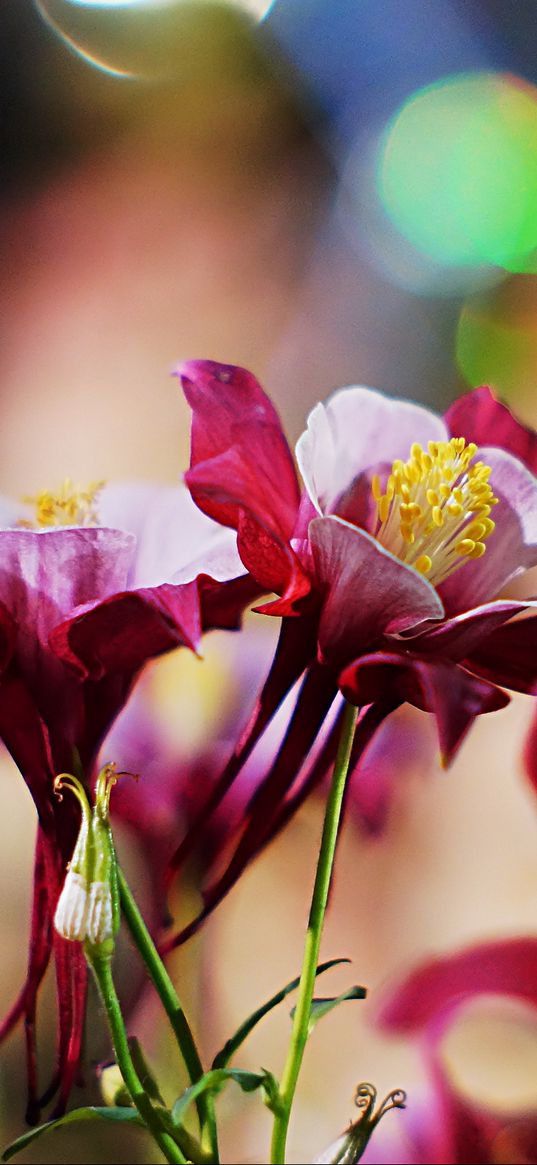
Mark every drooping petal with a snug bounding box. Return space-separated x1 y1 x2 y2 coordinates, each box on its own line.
399 599 533 662
50 582 204 679
438 446 537 613
445 385 537 475
309 517 444 667
339 653 508 765
376 937 537 1036
296 386 447 515
464 612 537 695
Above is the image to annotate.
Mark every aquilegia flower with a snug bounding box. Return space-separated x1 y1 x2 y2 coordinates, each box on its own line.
0 478 251 1120
358 937 537 1164
165 362 537 947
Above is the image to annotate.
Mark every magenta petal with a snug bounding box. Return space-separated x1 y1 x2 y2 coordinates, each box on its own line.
339 653 508 765
296 387 447 514
402 599 532 661
376 937 537 1036
178 359 300 534
445 385 537 475
465 612 537 694
50 581 204 679
309 517 444 666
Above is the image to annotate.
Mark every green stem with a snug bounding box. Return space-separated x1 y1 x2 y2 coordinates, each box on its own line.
118 867 219 1162
270 702 358 1165
89 953 187 1164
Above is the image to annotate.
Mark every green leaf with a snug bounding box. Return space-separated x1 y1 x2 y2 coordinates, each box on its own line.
171 1067 278 1128
291 985 367 1033
212 957 351 1070
2 1107 143 1162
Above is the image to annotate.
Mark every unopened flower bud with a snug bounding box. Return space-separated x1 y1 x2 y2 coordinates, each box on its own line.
53 764 121 956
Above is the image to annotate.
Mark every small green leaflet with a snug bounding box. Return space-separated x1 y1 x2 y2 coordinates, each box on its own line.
2 1107 143 1162
212 957 352 1070
291 985 367 1033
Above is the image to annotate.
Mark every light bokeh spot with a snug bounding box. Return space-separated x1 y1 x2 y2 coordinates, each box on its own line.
378 72 537 273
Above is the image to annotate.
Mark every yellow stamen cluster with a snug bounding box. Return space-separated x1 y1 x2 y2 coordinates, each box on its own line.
21 478 104 528
371 437 498 587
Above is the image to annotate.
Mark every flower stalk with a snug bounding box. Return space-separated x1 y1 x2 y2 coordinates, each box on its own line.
270 701 358 1165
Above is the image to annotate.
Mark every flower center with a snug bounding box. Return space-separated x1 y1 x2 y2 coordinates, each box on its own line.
23 478 104 528
371 437 498 587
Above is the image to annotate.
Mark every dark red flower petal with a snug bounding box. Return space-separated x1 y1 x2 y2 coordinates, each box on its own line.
339 653 508 765
50 581 209 680
445 385 537 474
465 613 537 695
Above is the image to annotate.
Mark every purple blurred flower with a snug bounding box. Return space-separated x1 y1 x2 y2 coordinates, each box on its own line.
166 363 537 946
0 481 251 1120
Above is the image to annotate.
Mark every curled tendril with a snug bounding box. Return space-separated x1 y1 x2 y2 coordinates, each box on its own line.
376 1088 407 1120
354 1083 377 1120
95 761 139 818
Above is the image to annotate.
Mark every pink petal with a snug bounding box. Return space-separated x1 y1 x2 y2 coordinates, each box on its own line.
309 517 444 667
445 385 537 475
339 653 508 765
99 481 245 587
439 447 537 613
296 387 447 515
376 937 537 1036
349 707 436 837
0 528 135 646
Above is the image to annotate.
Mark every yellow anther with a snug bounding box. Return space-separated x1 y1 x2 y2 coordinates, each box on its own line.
456 538 476 556
432 506 444 527
378 495 390 523
415 554 432 574
470 541 486 559
447 502 463 517
371 474 382 502
426 489 439 506
23 479 105 529
410 443 423 460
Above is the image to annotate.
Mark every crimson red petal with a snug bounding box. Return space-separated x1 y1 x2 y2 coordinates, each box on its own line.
339 653 508 765
179 360 307 601
376 936 537 1035
444 385 537 473
179 360 300 534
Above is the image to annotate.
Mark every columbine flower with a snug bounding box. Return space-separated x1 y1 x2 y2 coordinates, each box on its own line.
0 477 251 1120
164 362 537 947
363 938 537 1164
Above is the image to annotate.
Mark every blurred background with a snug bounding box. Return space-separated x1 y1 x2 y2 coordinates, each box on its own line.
2 1 537 1161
